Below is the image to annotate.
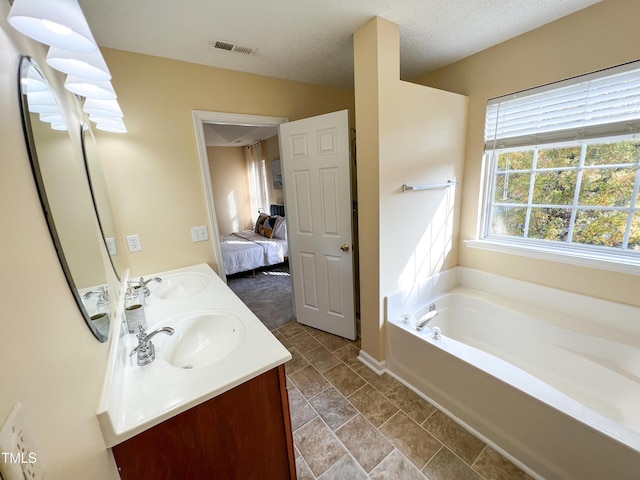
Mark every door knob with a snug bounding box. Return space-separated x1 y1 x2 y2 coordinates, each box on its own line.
340 244 349 252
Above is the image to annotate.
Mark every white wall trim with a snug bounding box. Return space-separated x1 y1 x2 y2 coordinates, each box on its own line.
384 368 544 480
357 350 386 375
191 111 288 282
466 238 640 276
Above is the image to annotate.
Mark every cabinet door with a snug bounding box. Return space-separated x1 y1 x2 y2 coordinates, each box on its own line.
113 365 296 480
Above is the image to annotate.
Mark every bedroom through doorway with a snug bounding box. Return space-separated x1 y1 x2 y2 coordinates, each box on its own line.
192 111 295 331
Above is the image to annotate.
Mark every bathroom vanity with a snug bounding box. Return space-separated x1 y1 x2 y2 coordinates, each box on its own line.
112 365 294 479
97 264 295 479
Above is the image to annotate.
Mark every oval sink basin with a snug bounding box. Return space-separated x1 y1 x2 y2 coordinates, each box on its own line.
162 311 246 369
150 272 210 300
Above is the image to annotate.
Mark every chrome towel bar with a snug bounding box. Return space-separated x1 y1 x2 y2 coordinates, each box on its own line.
402 180 458 192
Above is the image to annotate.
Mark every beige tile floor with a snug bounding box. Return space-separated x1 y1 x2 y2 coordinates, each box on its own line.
272 321 534 480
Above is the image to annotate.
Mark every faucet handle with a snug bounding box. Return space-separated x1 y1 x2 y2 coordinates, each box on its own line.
130 325 149 357
129 325 175 366
138 276 162 297
84 286 110 308
135 324 147 343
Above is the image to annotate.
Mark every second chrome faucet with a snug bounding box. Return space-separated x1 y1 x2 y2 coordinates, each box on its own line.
130 325 174 366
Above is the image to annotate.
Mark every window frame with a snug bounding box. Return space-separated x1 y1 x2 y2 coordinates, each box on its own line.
474 63 640 274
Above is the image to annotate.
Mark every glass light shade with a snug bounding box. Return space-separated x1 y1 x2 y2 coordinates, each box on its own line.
20 67 48 93
95 117 127 134
8 0 97 54
39 113 64 123
65 76 116 99
47 47 111 81
26 90 59 113
83 98 123 117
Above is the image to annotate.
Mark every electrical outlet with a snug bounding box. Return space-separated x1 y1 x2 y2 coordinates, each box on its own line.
105 237 117 255
0 403 45 480
126 234 142 252
191 226 209 242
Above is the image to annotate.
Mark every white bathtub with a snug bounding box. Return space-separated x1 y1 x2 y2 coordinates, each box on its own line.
384 268 640 480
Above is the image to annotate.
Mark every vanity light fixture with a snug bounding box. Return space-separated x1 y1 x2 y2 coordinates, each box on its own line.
38 113 67 130
64 75 116 99
7 0 98 54
25 90 59 113
46 46 111 81
95 117 127 134
20 66 48 93
83 98 123 118
39 112 63 121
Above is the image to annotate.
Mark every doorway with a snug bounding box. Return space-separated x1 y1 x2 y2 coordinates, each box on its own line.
192 111 293 330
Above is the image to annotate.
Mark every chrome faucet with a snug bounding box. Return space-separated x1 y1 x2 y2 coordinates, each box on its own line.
84 286 109 308
130 325 174 366
416 303 439 331
138 276 162 298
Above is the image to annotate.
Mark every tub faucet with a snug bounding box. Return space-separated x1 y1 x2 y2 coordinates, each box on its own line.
138 276 162 297
416 303 439 331
130 325 174 366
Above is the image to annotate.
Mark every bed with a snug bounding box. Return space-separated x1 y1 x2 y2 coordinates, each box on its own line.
220 205 288 276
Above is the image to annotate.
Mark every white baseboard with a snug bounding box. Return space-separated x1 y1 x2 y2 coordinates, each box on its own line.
357 350 386 375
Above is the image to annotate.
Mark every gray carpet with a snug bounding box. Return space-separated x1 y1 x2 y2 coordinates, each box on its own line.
226 263 295 330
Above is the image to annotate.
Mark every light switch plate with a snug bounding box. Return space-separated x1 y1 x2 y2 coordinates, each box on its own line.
191 226 209 242
0 403 45 480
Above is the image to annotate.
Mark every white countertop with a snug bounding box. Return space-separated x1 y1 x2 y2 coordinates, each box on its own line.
96 263 291 447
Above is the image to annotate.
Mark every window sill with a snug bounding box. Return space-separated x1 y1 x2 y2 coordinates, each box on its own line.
465 238 640 276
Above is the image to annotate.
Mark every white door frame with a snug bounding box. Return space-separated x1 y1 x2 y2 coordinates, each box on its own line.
192 110 288 282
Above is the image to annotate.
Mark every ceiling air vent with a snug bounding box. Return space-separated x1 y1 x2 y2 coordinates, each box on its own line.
210 39 257 56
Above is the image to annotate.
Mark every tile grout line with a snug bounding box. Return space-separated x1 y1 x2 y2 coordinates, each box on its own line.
279 323 508 480
321 359 440 475
295 389 368 477
470 444 490 480
289 339 432 478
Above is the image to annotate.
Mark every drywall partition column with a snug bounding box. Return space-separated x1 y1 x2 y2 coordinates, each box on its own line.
354 17 384 362
355 17 468 363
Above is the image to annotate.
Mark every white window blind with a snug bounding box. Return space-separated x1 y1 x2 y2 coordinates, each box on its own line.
485 62 640 150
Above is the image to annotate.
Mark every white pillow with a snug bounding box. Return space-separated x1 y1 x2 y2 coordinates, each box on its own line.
272 216 287 240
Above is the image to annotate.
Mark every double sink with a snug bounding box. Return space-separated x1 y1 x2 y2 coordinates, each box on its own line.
97 263 291 447
146 272 246 369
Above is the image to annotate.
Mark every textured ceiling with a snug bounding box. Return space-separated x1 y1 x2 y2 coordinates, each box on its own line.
78 0 602 90
203 123 279 147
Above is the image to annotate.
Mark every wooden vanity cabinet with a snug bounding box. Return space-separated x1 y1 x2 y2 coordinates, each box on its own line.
112 365 297 480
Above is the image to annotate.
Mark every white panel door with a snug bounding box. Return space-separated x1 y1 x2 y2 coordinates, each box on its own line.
279 110 356 340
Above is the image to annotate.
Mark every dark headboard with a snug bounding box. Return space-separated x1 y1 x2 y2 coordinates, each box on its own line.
270 204 285 217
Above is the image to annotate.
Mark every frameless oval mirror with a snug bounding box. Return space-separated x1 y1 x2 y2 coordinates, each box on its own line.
19 57 110 341
82 127 125 280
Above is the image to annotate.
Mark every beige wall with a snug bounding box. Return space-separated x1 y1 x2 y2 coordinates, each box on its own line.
414 0 640 306
96 48 355 277
355 17 468 361
207 145 253 235
0 5 118 479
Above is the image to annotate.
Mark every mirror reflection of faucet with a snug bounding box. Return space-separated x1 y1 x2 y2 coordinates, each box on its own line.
84 285 109 311
84 286 111 338
138 276 162 300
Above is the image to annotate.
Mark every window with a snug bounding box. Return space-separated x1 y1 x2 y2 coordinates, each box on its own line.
480 62 640 268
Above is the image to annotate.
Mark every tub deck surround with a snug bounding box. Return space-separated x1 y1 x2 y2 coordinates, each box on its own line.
384 267 640 479
96 263 292 447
